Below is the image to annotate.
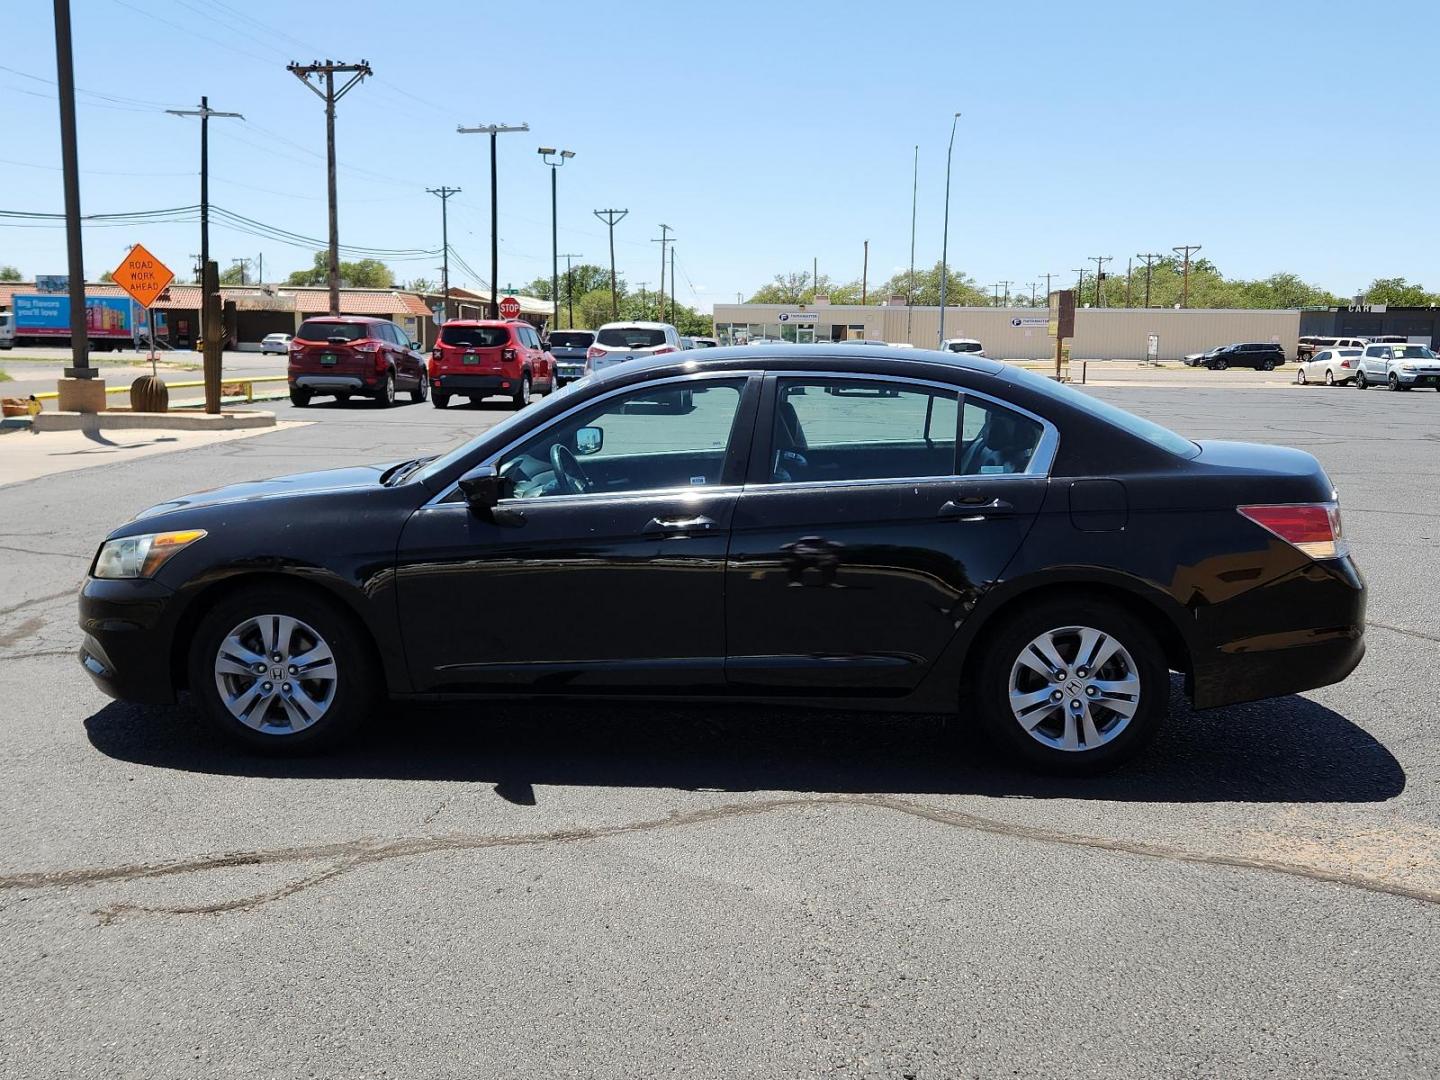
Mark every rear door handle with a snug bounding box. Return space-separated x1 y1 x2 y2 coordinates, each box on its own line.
643 515 717 535
940 497 1013 518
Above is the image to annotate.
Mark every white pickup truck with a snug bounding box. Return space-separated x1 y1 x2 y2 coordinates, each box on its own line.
0 310 14 349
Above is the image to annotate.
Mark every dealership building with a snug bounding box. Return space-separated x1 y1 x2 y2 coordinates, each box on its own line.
709 301 1316 362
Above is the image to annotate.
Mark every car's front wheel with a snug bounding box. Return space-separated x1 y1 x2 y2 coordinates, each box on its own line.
1355 371 1368 389
1296 368 1308 384
1211 359 1228 370
971 597 1167 773
188 586 376 753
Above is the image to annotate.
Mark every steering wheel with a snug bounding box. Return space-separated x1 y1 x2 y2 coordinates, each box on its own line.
550 442 592 495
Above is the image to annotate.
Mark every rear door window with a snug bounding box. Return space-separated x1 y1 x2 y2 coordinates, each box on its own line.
960 398 1044 476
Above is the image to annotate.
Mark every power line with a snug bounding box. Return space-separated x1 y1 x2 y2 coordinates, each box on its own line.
1172 244 1202 308
1136 253 1165 309
1089 255 1112 308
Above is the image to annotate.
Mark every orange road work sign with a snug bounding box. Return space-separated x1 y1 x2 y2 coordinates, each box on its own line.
110 244 175 309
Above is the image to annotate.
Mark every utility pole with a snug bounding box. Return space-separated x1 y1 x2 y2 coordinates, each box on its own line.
457 121 528 317
996 280 1012 306
669 246 676 326
52 0 91 383
1172 244 1202 308
167 96 243 413
1074 268 1088 307
257 252 263 285
1027 282 1039 305
1042 272 1057 299
652 224 674 322
287 60 372 316
908 144 918 340
537 148 574 330
813 256 818 296
1089 256 1112 308
558 252 582 327
861 239 869 305
937 112 960 347
1136 253 1164 308
1124 256 1132 307
593 209 628 319
230 257 251 285
426 186 461 321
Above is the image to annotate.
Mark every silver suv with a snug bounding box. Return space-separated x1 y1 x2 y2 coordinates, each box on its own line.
1354 342 1440 391
586 321 681 375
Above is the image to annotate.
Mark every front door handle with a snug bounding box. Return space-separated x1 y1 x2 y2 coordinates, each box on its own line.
939 497 1013 518
643 515 716 535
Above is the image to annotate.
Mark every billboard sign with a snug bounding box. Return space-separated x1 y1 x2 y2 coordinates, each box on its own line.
35 275 68 294
13 294 135 338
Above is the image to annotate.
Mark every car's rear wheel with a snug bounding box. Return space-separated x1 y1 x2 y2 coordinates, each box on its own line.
1296 368 1307 384
334 391 351 403
410 372 429 403
1324 370 1335 386
375 371 396 408
1261 359 1276 371
511 372 532 409
432 390 450 409
187 586 376 753
971 597 1167 773
289 387 311 407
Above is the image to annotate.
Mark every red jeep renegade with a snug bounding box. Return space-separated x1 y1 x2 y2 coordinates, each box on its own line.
429 320 555 409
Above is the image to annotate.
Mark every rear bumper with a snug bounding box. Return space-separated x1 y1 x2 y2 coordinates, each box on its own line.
432 373 513 394
77 577 179 705
1190 556 1366 709
293 374 367 391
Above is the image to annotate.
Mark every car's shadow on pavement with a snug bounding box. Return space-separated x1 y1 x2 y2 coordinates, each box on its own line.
85 677 1404 804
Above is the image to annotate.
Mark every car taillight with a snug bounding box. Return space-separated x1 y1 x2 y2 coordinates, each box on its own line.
587 345 604 360
1238 502 1347 560
1339 359 1351 368
503 347 517 362
354 340 380 354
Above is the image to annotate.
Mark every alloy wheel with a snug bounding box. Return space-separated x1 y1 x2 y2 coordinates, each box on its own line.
1007 625 1141 752
1296 369 1307 384
213 614 338 735
1325 370 1334 385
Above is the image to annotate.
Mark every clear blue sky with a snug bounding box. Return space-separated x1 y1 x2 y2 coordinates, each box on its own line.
3 0 1437 311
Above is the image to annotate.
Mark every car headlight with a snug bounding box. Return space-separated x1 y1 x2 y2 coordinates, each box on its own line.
92 529 207 579
1400 364 1416 373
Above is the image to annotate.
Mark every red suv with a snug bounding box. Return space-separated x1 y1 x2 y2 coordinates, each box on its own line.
288 317 429 408
429 320 555 409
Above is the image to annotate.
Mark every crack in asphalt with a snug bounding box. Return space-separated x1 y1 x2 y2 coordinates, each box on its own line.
0 794 1434 922
1368 620 1440 645
0 588 75 620
0 544 89 561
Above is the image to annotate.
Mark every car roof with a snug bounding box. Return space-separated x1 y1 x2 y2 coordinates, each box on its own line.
298 315 383 323
442 319 516 327
588 342 1004 384
598 320 676 330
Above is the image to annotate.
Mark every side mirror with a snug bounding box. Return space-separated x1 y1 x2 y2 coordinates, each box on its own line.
458 465 523 526
410 340 421 350
575 426 603 455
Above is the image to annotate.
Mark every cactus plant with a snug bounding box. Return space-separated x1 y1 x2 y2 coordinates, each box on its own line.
129 374 169 413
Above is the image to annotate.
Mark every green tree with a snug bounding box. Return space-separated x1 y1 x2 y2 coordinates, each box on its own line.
98 270 115 283
219 263 248 285
747 270 868 306
0 265 21 282
1364 277 1435 306
286 250 394 288
405 277 437 293
878 261 988 307
527 264 623 326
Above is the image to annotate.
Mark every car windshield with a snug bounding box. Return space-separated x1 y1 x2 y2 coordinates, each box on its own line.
598 327 666 348
296 321 367 342
441 325 510 348
1392 345 1435 358
548 331 594 349
1007 367 1200 458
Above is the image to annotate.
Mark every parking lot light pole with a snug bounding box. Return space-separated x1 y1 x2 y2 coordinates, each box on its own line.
937 112 960 348
458 122 529 317
538 148 575 330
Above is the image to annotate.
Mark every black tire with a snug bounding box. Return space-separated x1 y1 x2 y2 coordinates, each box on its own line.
187 585 378 753
375 371 396 408
289 387 312 407
410 372 429 403
1212 359 1228 371
432 391 450 409
511 372 532 410
334 391 351 404
969 595 1168 774
1389 374 1402 392
1261 359 1275 371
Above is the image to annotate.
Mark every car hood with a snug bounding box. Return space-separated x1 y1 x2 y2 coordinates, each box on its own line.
132 462 401 521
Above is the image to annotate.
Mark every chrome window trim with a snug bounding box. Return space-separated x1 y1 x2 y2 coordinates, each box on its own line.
423 369 760 508
760 369 1059 484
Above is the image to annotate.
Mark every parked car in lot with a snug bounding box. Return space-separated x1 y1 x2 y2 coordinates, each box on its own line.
942 338 987 356
430 320 554 409
1295 347 1362 386
1202 343 1285 371
1296 335 1367 364
585 321 680 375
260 332 293 355
287 317 429 407
1183 346 1222 367
691 336 719 348
543 329 594 386
78 344 1364 773
1353 342 1440 391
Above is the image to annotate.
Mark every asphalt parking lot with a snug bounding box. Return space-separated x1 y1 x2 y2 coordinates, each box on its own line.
1 377 1437 1078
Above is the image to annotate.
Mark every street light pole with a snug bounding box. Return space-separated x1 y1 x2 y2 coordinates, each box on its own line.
458 122 529 317
937 112 960 348
538 148 575 330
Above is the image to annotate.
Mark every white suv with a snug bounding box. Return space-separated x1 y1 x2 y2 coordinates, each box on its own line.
586 321 681 375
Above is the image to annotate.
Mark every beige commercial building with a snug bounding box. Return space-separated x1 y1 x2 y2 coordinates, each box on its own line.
711 302 1302 362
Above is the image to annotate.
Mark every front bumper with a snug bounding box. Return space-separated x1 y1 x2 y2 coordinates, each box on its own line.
1190 556 1366 709
77 577 180 704
1394 370 1440 387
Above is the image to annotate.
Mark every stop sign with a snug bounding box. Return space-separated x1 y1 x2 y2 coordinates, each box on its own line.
499 296 521 319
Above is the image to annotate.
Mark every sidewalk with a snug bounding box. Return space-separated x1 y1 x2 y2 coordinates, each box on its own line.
0 420 300 487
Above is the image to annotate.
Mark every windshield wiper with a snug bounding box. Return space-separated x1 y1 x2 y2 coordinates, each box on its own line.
382 456 436 486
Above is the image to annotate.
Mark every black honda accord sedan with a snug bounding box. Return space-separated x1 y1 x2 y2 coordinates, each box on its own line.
78 346 1364 772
